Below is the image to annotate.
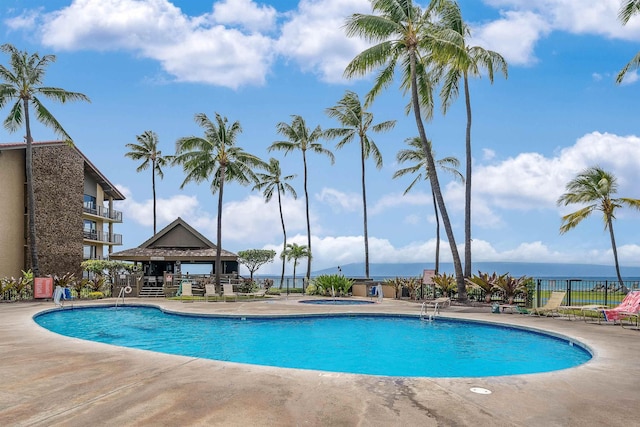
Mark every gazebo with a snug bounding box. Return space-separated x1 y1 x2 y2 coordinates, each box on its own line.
110 217 238 295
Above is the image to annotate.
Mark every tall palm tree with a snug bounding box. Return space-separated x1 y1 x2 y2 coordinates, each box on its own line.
253 158 297 288
281 242 311 291
325 90 396 279
173 112 265 287
0 43 90 276
435 0 508 278
617 0 640 83
125 130 168 235
268 115 334 287
393 136 463 274
344 0 468 300
557 166 640 289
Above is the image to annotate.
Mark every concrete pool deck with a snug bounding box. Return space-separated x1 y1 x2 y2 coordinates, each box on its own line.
1 296 638 426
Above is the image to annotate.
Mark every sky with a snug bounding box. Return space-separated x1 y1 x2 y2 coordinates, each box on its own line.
1 0 640 277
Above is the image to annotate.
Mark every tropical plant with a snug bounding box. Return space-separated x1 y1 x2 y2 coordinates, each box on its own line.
404 276 422 300
280 242 311 290
12 275 32 300
237 249 276 283
0 277 15 300
0 43 90 276
557 166 640 290
344 0 467 301
173 112 265 288
464 271 503 303
325 90 396 278
252 158 297 288
383 276 404 299
617 0 640 83
269 115 334 285
432 272 457 298
394 136 463 273
125 130 168 234
493 274 529 304
433 0 508 278
312 274 354 296
86 276 106 293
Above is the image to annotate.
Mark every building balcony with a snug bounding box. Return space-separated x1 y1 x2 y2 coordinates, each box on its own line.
83 229 123 245
83 205 123 223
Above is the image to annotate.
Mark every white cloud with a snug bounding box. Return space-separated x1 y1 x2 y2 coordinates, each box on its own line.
451 131 640 214
212 0 277 33
316 187 360 212
20 0 275 88
275 0 371 82
117 185 200 227
471 10 551 66
370 191 430 215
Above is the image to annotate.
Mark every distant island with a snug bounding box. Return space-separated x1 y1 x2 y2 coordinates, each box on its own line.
312 262 640 279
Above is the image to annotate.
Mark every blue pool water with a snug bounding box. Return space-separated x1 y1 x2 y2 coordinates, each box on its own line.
299 299 375 305
34 306 591 377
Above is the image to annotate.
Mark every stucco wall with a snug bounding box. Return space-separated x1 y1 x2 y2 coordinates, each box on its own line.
0 150 26 278
32 145 84 277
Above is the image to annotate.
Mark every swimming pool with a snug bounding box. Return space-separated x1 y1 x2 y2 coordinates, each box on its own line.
299 299 375 305
34 306 591 377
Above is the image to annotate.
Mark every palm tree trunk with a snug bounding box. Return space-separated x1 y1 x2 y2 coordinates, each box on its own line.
302 150 311 289
278 188 287 289
152 160 157 235
432 190 440 274
24 99 40 276
607 217 625 289
360 138 370 278
464 75 472 279
215 167 226 288
408 50 466 301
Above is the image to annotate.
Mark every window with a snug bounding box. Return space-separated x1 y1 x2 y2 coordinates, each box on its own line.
83 195 97 214
83 245 97 260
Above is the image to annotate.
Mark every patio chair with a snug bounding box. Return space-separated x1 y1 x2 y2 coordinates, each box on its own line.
425 297 450 314
181 282 193 302
530 291 566 317
204 284 218 302
223 283 237 302
603 291 640 326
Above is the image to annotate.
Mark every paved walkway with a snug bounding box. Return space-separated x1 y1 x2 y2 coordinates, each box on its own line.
0 296 638 426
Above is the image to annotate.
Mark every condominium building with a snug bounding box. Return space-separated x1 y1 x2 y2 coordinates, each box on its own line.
0 141 124 278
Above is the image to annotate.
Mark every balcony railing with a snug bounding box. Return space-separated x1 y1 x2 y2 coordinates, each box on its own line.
83 229 123 245
83 204 123 222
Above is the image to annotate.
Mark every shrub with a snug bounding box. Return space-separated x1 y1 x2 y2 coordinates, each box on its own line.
312 274 353 296
432 273 457 298
305 283 318 295
88 292 104 299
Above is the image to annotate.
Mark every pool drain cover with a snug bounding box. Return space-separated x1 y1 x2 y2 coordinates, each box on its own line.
470 387 492 395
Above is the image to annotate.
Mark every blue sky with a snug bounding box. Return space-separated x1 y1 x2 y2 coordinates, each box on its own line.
1 0 640 276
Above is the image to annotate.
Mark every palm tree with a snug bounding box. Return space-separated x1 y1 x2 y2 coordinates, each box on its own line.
0 43 90 276
393 136 463 274
125 130 168 235
268 115 334 287
617 0 640 83
435 1 508 278
253 158 297 288
325 90 396 279
557 166 640 289
173 112 265 287
344 0 468 300
281 242 311 291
